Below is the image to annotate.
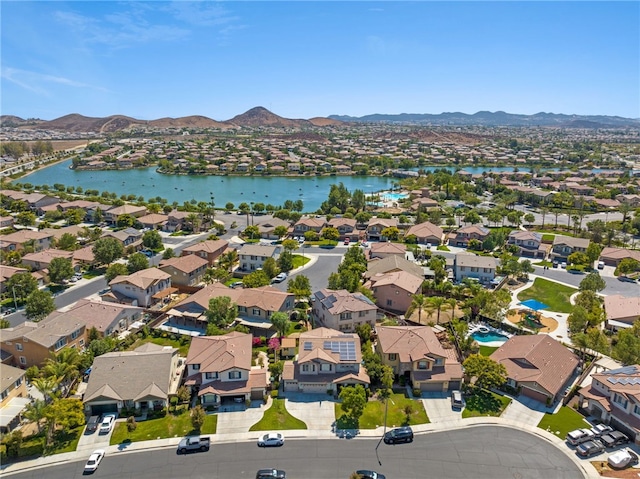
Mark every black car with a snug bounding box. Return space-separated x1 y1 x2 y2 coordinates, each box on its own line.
601 431 629 448
256 469 286 479
85 415 101 434
576 440 605 457
383 426 414 444
355 470 386 479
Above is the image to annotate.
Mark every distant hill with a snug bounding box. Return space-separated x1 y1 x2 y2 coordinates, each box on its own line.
148 115 231 129
225 106 314 128
0 115 45 127
329 111 640 128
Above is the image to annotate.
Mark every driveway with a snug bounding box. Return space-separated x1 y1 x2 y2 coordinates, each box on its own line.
76 424 114 451
420 392 463 424
283 393 336 432
214 399 271 435
500 395 551 427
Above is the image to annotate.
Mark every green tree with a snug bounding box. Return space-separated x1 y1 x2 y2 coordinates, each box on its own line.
585 243 603 264
269 360 285 381
92 237 124 265
615 258 640 276
425 296 452 325
176 385 191 403
322 226 340 241
378 365 394 401
48 257 75 284
0 318 10 329
23 399 47 434
205 296 238 327
57 233 78 251
579 272 606 292
410 294 427 324
43 398 85 445
142 230 163 250
339 384 367 421
16 211 36 226
105 263 128 282
462 354 507 390
191 405 206 431
243 270 270 288
127 252 149 273
244 225 260 240
287 275 311 300
116 214 136 228
5 272 38 302
277 250 294 272
126 416 137 434
262 257 279 279
32 376 60 403
281 239 299 252
612 322 640 365
24 289 56 322
270 311 290 338
381 226 400 241
273 225 288 238
162 248 175 260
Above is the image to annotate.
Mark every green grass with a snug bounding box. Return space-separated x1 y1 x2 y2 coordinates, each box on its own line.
534 260 553 267
436 245 450 251
516 277 577 313
307 239 338 247
83 267 106 279
110 409 217 445
478 345 498 356
537 406 589 439
334 393 429 429
461 389 511 418
249 399 307 431
47 427 83 454
291 254 311 268
128 336 191 356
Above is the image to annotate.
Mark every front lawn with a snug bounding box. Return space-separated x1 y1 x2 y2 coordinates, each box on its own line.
249 399 307 431
461 388 511 418
128 335 191 356
110 409 217 445
436 245 450 251
291 254 311 269
335 393 429 429
516 277 576 313
537 406 589 439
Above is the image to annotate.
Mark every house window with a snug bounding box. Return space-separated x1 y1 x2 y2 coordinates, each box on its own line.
339 313 352 320
71 329 81 340
15 343 23 351
359 311 366 317
252 309 261 316
54 338 67 350
302 364 310 372
19 356 26 365
0 390 7 400
460 266 465 271
228 371 241 380
388 353 397 361
192 364 200 371
613 393 628 409
79 339 84 347
634 404 640 416
320 363 331 372
205 372 219 380
417 361 428 370
386 299 392 306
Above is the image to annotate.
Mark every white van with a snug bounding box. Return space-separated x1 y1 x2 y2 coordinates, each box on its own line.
451 390 464 409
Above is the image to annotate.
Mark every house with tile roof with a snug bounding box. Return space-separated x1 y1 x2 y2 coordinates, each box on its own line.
101 227 144 250
369 241 407 260
59 299 145 338
255 218 291 240
21 248 75 273
550 235 590 263
159 254 209 286
0 364 28 434
453 252 497 284
376 326 462 392
507 230 547 259
292 217 326 236
490 335 580 405
184 332 268 407
238 243 281 272
578 365 640 443
83 343 180 416
599 247 640 267
282 327 370 394
326 217 359 241
0 229 53 252
404 221 444 245
366 218 399 242
104 204 148 225
364 270 423 315
106 268 172 307
312 289 377 332
450 225 490 248
604 295 640 330
364 255 424 280
181 239 229 266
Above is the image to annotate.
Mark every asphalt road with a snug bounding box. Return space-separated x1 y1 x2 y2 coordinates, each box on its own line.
5 426 585 479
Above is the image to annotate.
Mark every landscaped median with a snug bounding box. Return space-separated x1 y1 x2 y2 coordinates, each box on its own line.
249 399 307 431
334 393 430 429
110 408 217 445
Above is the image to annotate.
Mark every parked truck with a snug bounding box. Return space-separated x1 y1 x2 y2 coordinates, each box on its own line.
178 436 210 454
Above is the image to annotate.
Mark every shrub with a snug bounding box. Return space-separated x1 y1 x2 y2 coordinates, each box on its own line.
271 380 280 391
252 337 263 347
413 388 421 398
271 390 279 398
170 396 179 406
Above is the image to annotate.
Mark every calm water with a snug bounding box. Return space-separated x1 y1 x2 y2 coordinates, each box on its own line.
20 160 396 212
471 331 509 344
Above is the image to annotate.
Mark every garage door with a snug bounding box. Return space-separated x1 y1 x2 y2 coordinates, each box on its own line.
251 389 264 400
448 381 461 391
421 382 444 392
300 383 328 393
91 403 118 416
521 387 549 404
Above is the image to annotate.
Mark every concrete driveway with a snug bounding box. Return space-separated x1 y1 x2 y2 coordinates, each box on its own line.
500 395 552 426
420 392 463 424
215 399 271 435
284 393 336 433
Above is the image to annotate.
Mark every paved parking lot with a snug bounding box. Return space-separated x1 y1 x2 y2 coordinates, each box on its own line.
420 392 463 424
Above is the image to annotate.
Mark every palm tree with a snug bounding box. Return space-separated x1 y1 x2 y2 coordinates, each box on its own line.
539 206 548 228
410 294 427 324
446 297 458 322
31 376 61 403
23 399 47 434
425 296 452 325
219 250 238 272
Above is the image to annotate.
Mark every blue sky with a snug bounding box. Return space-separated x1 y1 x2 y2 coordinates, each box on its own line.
2 1 638 120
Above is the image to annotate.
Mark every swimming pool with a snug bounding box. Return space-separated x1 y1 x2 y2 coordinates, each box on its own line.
471 331 509 344
385 193 408 201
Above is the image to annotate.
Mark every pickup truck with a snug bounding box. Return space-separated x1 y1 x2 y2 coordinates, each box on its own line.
177 436 210 454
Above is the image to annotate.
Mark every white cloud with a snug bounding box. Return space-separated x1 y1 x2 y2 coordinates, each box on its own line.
1 67 108 96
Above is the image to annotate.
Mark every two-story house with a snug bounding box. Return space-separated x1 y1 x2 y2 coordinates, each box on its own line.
62 299 145 338
366 218 399 242
312 289 378 332
184 332 268 408
507 231 546 259
159 254 209 287
453 252 497 284
255 218 291 240
0 315 86 368
83 343 180 416
450 225 490 248
181 239 229 266
369 241 407 260
326 217 359 242
104 204 148 225
579 365 640 443
164 210 191 232
603 295 640 331
0 365 28 434
238 244 281 272
363 270 423 315
106 268 172 307
376 326 462 392
282 328 370 394
21 248 76 273
101 228 144 251
491 335 580 405
0 230 54 253
550 235 590 263
292 217 326 237
404 221 444 246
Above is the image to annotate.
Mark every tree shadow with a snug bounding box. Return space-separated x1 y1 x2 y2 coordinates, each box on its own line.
465 389 502 414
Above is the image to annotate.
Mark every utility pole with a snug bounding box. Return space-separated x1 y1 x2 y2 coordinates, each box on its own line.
375 395 389 466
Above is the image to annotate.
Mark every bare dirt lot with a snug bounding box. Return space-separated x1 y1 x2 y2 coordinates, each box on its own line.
592 460 640 478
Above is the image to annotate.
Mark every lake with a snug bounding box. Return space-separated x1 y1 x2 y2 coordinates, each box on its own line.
19 160 397 212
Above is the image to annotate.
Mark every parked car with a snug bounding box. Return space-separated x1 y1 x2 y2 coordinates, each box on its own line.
601 431 630 448
561 261 567 269
256 469 286 479
271 272 287 283
344 237 350 246
590 423 613 438
355 470 386 479
178 436 210 454
597 261 605 270
576 440 605 457
98 414 116 434
85 415 101 434
257 432 284 447
618 275 637 283
566 428 595 446
451 390 465 410
84 449 105 473
608 448 639 469
230 281 244 289
383 426 414 444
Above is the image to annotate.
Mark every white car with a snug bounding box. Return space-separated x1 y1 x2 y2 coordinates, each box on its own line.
84 449 105 473
98 414 116 434
257 432 284 447
271 272 287 283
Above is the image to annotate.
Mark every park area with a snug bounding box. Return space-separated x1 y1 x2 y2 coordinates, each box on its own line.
516 278 576 314
506 309 558 333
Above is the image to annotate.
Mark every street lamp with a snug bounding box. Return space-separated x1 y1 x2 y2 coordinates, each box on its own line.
375 394 389 466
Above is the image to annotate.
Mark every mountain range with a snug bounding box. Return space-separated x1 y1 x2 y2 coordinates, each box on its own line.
1 107 638 133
